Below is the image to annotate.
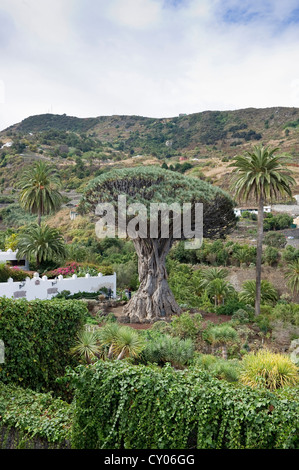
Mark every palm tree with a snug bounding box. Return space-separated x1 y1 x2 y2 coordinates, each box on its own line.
18 161 63 225
16 223 66 269
206 278 235 307
285 259 299 293
229 145 295 315
239 279 278 306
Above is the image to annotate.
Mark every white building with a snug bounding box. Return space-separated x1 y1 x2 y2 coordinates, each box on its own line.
0 249 29 270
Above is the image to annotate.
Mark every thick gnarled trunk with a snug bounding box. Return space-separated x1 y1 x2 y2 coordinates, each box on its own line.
123 237 181 322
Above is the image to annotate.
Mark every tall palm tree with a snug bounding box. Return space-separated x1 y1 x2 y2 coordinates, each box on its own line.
16 223 66 269
229 145 295 316
18 161 63 225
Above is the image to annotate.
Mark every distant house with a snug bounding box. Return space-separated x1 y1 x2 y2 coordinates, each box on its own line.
0 249 29 270
1 141 13 149
234 206 271 217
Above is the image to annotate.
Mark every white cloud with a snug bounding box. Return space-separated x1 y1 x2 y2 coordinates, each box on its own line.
105 0 162 30
1 0 299 129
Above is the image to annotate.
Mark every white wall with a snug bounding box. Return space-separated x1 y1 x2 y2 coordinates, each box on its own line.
0 250 29 270
0 272 116 301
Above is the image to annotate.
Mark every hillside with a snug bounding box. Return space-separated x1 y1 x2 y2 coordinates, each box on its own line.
1 106 299 225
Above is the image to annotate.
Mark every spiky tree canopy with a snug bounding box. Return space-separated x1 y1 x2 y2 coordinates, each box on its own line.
79 166 236 239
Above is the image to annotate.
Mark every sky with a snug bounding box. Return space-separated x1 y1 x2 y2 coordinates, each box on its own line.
1 0 299 131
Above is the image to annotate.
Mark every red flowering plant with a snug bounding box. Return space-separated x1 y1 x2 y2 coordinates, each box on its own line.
45 262 109 279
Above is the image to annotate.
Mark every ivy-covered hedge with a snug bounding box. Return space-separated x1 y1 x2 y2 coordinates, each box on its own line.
70 361 299 449
0 382 72 448
0 298 86 393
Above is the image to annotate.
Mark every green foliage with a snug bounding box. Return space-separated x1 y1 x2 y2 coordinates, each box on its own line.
170 312 202 339
0 298 86 393
0 263 30 282
167 261 202 308
193 354 241 382
240 280 279 306
264 245 279 266
215 299 249 316
285 259 299 293
69 360 299 449
0 382 72 445
263 214 293 232
231 308 255 324
16 223 66 268
264 231 287 248
139 334 194 368
271 303 299 326
240 349 299 391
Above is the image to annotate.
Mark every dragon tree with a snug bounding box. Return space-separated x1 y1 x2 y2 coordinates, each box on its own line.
78 166 236 323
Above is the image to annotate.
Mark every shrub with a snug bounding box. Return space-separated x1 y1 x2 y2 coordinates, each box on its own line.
264 246 279 266
139 334 194 368
231 308 254 324
69 360 299 449
0 382 72 447
240 349 299 391
170 312 202 339
271 303 299 326
215 299 248 316
0 263 29 282
0 298 86 393
264 232 287 248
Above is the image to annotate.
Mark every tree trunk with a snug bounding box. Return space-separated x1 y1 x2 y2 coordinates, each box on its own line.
123 237 181 323
255 195 264 316
221 345 227 360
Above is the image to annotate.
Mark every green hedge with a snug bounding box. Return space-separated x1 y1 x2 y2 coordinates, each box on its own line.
0 298 86 393
69 361 299 449
0 382 72 447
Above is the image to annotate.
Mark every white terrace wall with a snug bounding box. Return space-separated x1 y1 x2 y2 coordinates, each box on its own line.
0 272 117 301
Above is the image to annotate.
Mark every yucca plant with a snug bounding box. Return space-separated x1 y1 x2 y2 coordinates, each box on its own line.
70 329 102 364
98 323 145 360
112 326 145 360
98 323 122 359
240 349 299 391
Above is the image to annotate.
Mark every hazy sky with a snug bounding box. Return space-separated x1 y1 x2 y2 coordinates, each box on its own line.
1 0 299 131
